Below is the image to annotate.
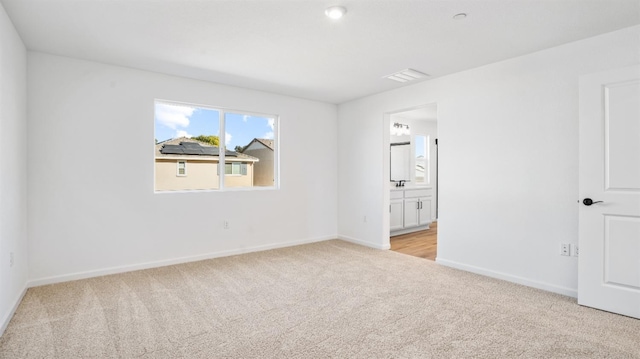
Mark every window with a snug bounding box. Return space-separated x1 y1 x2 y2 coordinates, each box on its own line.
177 161 187 176
154 100 278 192
225 163 247 175
415 135 429 184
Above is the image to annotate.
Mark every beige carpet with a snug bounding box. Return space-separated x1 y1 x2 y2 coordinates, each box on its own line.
1 240 639 358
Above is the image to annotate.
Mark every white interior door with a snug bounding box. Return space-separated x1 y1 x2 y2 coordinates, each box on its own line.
578 64 640 319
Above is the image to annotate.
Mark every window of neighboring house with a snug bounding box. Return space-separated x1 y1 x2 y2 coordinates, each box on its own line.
154 100 278 192
177 161 187 176
225 162 247 175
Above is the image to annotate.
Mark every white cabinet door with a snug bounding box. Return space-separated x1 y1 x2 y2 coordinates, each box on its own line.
390 199 404 231
578 65 640 319
418 198 432 226
403 198 419 228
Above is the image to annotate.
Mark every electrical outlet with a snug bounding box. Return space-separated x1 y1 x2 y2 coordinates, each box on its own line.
9 252 14 268
573 245 579 257
560 243 571 256
223 220 229 229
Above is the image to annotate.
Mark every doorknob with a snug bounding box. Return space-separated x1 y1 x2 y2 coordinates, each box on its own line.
583 198 603 206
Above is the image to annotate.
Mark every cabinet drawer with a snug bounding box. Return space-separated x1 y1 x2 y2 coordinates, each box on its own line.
404 188 432 198
390 191 404 200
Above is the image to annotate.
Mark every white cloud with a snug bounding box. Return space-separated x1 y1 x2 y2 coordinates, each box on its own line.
242 115 249 122
155 103 194 130
268 118 275 130
225 132 232 145
175 130 192 138
263 131 274 139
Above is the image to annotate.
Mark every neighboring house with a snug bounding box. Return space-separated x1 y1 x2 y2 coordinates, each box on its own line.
155 137 258 191
240 138 274 187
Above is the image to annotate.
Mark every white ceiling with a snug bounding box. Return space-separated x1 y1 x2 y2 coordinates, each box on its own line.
2 0 639 104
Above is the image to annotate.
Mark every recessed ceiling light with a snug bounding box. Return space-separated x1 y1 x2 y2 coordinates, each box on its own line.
383 69 430 83
453 13 467 20
325 6 347 20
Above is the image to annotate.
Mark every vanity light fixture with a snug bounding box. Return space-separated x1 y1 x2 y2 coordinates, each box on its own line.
325 6 347 19
391 122 410 136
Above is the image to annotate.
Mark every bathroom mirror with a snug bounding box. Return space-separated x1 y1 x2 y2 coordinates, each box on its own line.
390 142 411 182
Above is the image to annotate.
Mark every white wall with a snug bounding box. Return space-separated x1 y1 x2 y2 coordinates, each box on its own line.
27 53 338 284
0 2 28 335
338 25 640 296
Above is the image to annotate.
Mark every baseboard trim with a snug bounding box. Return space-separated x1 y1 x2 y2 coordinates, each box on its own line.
338 235 390 250
390 224 429 236
436 257 578 298
0 284 28 338
28 235 335 287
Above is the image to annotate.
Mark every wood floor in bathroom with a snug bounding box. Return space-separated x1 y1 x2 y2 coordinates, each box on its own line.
390 221 437 261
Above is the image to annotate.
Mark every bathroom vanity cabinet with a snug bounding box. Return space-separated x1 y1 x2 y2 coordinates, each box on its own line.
390 187 433 235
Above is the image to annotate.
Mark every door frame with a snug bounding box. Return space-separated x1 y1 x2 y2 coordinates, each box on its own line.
382 103 438 249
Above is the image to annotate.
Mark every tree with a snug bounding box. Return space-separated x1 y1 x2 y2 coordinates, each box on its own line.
234 145 245 153
192 135 220 146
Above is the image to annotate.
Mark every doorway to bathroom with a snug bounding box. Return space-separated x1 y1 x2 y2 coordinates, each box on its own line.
386 104 438 260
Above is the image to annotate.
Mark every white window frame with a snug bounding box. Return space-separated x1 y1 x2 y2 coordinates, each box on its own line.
224 162 248 176
177 161 187 177
154 99 280 193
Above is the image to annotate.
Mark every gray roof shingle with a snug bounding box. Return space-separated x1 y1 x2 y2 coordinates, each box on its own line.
155 137 258 161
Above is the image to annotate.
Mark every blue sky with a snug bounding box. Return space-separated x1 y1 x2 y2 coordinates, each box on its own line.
155 102 275 148
415 135 426 158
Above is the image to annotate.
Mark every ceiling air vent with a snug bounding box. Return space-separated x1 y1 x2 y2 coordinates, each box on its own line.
384 68 429 83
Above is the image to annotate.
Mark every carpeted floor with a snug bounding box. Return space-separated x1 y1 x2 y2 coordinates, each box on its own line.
1 240 639 358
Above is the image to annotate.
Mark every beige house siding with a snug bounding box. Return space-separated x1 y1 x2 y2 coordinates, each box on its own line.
155 159 219 191
242 146 274 187
155 159 254 191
